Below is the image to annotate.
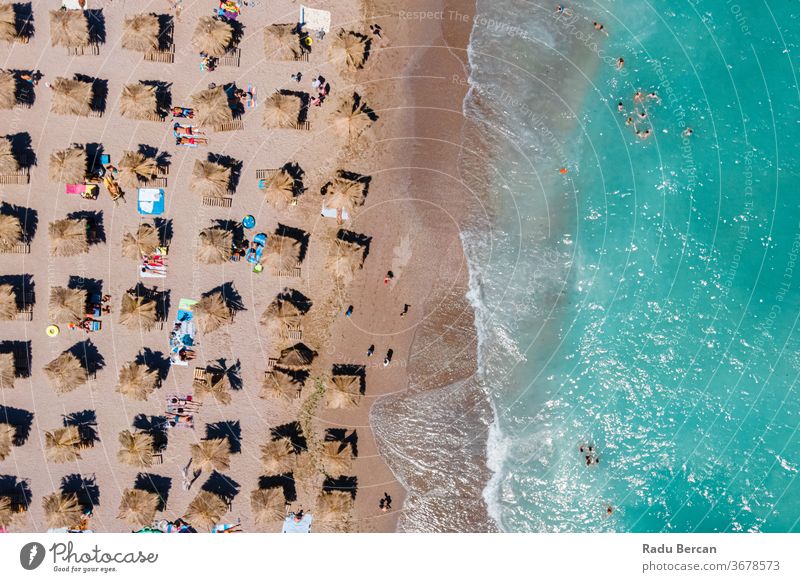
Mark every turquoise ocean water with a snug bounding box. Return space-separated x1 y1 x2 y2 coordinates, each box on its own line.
463 0 800 532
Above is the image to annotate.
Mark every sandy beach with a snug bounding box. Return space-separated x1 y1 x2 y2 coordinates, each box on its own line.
0 0 478 533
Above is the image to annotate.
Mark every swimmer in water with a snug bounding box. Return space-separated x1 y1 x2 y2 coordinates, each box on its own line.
593 21 604 31
617 101 625 112
683 127 693 137
607 505 613 516
616 57 624 70
638 111 648 120
555 4 572 16
634 91 644 104
626 117 634 126
638 129 652 141
647 92 661 103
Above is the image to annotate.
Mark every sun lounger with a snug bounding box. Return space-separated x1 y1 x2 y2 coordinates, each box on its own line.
212 119 244 132
0 169 30 184
273 266 302 278
15 305 33 321
67 43 100 56
255 168 279 181
266 357 278 371
286 326 303 341
202 196 233 208
218 48 241 68
193 367 208 388
294 120 311 131
142 177 168 188
144 44 176 63
88 109 104 118
151 451 164 464
0 242 30 254
141 112 165 122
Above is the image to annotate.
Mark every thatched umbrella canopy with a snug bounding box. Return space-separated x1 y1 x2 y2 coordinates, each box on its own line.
262 92 301 129
334 93 377 140
327 239 365 284
0 4 17 44
0 70 15 110
277 343 316 370
190 438 230 473
49 147 87 183
51 77 93 117
260 298 303 336
122 13 160 53
261 168 296 208
194 368 231 405
118 488 160 527
192 16 233 58
49 9 89 49
121 223 160 259
322 441 354 476
119 83 158 121
0 136 18 172
324 176 368 214
183 491 227 532
44 425 81 463
251 487 286 526
0 352 15 389
44 351 88 394
0 496 12 528
49 218 88 257
260 369 301 401
0 214 22 250
190 85 232 127
119 292 158 331
197 227 232 264
0 284 17 321
331 29 370 70
116 362 159 401
42 492 82 529
117 430 154 468
118 150 158 188
263 23 301 60
325 375 362 409
259 437 295 474
314 490 353 523
263 234 301 272
0 422 15 460
191 159 230 200
48 286 87 323
195 291 232 334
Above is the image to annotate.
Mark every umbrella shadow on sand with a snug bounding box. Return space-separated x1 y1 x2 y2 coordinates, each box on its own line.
207 153 242 192
0 404 34 446
5 132 36 167
135 348 171 384
205 420 242 454
134 473 171 511
270 422 307 454
322 476 358 499
0 202 37 242
200 471 240 505
61 474 100 510
66 340 105 376
275 223 310 263
129 283 170 323
66 211 104 245
63 409 99 447
12 3 34 40
325 428 359 458
132 414 169 453
73 73 107 115
0 475 31 510
258 474 297 503
0 339 32 379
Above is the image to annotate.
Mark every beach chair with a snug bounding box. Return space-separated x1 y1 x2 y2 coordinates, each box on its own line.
286 326 303 341
218 48 241 68
144 44 176 63
0 242 31 254
274 265 302 278
266 357 278 371
212 119 244 132
193 367 209 389
151 451 164 465
202 196 233 208
67 43 100 56
15 305 33 321
143 177 168 188
141 112 165 123
0 168 30 184
255 168 279 181
294 121 311 131
294 52 310 62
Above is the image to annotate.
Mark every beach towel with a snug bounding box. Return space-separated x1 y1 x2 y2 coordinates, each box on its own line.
300 6 331 33
137 188 165 215
321 205 349 221
282 513 313 533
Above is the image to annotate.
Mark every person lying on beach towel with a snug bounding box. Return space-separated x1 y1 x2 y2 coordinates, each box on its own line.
176 136 208 146
171 106 194 118
173 122 203 136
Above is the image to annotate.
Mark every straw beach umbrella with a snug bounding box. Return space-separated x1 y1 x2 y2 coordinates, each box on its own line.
118 488 160 527
251 487 286 526
44 351 88 394
194 291 232 334
190 438 230 473
314 490 353 523
119 83 158 121
0 4 17 44
260 299 303 336
49 9 89 49
261 168 296 207
0 352 15 389
118 150 159 188
191 160 230 200
49 218 88 256
116 362 159 401
192 16 232 58
324 175 368 215
326 239 364 284
260 369 301 401
197 227 232 264
0 71 15 110
0 136 18 173
277 343 316 370
48 286 87 323
263 234 301 273
121 223 160 260
190 86 232 127
0 496 13 528
325 375 362 409
321 441 354 476
44 425 82 463
331 29 370 70
195 368 232 405
0 284 17 321
42 493 82 529
259 437 295 474
122 13 160 53
263 23 301 60
49 147 87 183
334 93 377 140
119 292 158 331
0 423 14 460
183 491 227 532
117 430 154 468
51 77 93 117
262 92 301 129
0 214 22 251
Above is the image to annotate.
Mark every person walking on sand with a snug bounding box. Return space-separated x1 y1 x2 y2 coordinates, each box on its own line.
345 305 353 317
380 492 392 512
367 344 374 357
401 304 410 317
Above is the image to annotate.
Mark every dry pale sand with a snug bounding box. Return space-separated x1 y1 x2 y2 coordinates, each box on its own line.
0 0 475 533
